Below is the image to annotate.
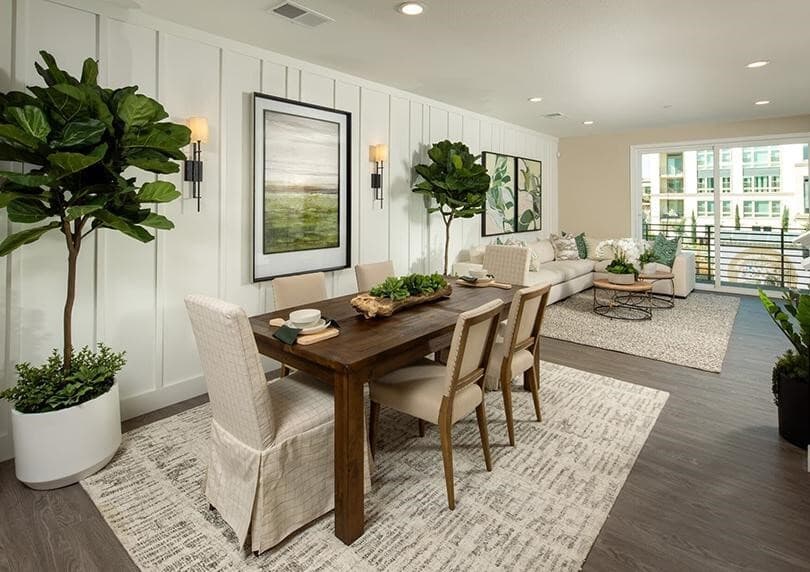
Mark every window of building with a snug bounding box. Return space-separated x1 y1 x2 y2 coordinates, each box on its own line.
743 200 781 217
721 176 731 193
720 149 731 168
722 200 732 217
659 199 684 219
742 145 780 167
663 153 683 176
697 177 714 193
662 178 684 193
743 175 780 193
696 150 712 171
697 200 714 217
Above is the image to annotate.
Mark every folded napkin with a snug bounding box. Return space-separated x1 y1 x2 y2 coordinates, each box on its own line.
272 317 340 345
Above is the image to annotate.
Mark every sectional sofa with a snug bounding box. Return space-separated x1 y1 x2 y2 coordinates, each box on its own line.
454 237 696 305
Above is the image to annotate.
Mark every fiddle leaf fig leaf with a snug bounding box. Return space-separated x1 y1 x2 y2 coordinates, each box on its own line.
49 143 107 177
0 124 42 150
0 221 60 256
137 181 181 203
139 212 174 230
65 204 103 221
80 58 99 86
6 106 51 141
94 209 155 243
0 171 51 187
54 118 106 148
7 197 51 223
117 93 169 129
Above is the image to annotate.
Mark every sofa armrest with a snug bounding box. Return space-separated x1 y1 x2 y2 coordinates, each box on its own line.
453 261 483 277
671 251 696 297
483 244 531 285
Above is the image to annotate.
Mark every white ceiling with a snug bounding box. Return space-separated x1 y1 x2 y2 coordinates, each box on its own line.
132 0 810 138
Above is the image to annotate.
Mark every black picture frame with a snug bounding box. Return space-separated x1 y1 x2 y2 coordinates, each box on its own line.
252 92 352 282
481 151 542 237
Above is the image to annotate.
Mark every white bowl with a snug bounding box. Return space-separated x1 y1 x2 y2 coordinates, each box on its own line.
289 309 321 328
470 268 489 279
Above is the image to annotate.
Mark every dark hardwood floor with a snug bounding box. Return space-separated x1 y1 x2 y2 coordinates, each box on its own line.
0 295 808 571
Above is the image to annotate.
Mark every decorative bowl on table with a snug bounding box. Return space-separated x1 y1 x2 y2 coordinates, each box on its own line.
289 309 321 328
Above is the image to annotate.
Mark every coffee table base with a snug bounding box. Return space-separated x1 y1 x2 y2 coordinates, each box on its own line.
593 288 652 321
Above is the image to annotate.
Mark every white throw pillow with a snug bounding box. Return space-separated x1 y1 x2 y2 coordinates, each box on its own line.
469 244 486 264
549 234 580 261
592 239 615 261
528 239 555 264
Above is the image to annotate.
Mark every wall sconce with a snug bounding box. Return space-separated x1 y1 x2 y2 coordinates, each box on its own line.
184 116 208 212
370 144 388 208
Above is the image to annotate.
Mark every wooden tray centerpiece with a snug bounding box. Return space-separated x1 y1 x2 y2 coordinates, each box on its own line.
351 273 452 319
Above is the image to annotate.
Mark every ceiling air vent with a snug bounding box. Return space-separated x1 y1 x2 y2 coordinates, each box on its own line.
542 112 566 120
269 2 334 27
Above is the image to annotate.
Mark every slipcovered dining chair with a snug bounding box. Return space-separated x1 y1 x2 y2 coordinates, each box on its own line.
484 283 551 446
355 260 395 292
271 271 327 376
483 244 531 286
368 298 503 509
185 295 368 554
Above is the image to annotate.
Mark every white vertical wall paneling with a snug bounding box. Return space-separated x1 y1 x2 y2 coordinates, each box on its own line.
331 81 361 296
286 67 300 100
447 112 464 264
0 0 12 459
261 60 286 97
17 0 98 365
157 33 220 389
103 20 159 400
408 101 426 273
359 88 390 265
427 107 449 272
461 115 481 249
388 96 410 275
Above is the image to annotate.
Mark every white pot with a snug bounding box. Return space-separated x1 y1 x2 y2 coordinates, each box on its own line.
641 263 657 275
607 273 636 285
11 382 121 490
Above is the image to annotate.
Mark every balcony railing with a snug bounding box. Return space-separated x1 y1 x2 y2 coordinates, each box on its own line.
643 223 810 290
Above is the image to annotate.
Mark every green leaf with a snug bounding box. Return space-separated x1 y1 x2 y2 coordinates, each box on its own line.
7 197 51 223
29 85 85 124
0 124 42 149
126 153 180 174
117 94 169 129
5 106 51 141
94 210 155 243
139 212 174 230
80 58 99 86
0 143 42 164
0 191 35 208
0 171 51 187
49 143 106 177
0 221 60 256
35 51 73 87
65 204 103 221
137 181 181 203
54 119 106 148
121 123 190 159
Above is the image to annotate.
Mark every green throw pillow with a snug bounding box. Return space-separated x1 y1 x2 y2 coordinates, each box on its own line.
652 234 679 267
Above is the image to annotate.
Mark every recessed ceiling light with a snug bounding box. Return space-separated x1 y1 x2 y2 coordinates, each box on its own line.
396 2 424 15
583 120 594 125
746 60 770 69
754 100 771 105
528 96 543 103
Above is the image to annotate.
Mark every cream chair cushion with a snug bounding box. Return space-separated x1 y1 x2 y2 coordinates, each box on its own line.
485 345 533 386
355 260 395 292
370 358 483 424
272 272 327 310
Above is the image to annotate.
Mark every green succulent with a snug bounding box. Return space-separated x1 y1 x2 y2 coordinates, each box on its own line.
369 273 448 300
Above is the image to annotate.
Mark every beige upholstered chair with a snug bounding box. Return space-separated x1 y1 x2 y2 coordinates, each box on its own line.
355 260 395 292
271 272 327 377
483 244 531 285
368 299 503 509
484 283 551 446
185 295 363 554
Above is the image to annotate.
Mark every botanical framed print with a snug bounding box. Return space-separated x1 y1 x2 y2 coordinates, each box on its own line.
253 93 351 282
516 156 542 231
482 151 517 236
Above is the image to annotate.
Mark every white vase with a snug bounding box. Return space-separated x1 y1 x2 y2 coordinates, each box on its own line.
641 263 657 275
11 382 121 490
607 273 636 285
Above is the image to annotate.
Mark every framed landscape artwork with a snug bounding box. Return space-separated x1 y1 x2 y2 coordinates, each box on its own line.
482 152 542 236
252 93 351 281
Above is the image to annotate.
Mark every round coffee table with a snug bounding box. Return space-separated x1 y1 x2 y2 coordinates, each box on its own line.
592 279 653 320
638 271 675 309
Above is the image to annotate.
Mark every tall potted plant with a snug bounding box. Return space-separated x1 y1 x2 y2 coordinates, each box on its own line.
0 51 189 488
758 289 810 448
412 140 490 275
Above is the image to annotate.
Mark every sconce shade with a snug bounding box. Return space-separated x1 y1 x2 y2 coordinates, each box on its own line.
187 116 209 144
370 144 388 163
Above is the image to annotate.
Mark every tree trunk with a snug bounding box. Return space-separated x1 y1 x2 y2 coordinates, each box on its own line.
443 218 451 276
63 247 78 370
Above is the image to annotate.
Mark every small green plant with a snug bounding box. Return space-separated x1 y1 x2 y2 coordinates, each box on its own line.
605 248 638 276
370 273 448 300
638 247 659 266
0 344 126 414
758 289 810 404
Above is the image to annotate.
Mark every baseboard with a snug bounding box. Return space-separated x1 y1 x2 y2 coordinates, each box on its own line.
120 376 208 421
0 432 12 463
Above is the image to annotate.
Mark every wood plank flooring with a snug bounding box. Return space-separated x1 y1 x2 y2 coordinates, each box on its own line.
0 295 808 571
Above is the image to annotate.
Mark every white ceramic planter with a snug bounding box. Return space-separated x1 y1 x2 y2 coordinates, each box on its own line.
607 272 636 285
11 382 121 490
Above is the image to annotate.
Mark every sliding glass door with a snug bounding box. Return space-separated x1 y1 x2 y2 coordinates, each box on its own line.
633 137 810 292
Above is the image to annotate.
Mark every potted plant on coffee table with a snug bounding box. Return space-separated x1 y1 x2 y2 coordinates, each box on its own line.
638 246 659 275
605 249 639 285
758 289 810 448
0 51 188 488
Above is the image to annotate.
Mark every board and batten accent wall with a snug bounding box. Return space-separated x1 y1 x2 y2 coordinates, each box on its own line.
0 0 558 461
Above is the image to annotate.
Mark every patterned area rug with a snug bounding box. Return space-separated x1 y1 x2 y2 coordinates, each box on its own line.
81 363 668 571
543 291 740 373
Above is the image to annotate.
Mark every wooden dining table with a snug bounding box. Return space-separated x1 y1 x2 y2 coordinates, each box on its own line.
249 281 517 545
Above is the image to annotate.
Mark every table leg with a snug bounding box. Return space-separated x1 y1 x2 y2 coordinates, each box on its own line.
334 370 365 544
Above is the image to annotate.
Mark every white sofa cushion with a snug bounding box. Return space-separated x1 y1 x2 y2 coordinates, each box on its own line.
542 260 595 281
528 239 555 264
469 244 486 264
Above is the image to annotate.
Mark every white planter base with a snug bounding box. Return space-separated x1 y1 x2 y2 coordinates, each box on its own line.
11 382 122 490
607 273 636 285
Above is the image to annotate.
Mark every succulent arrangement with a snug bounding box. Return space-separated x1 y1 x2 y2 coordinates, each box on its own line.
369 273 448 300
638 246 659 266
605 250 639 276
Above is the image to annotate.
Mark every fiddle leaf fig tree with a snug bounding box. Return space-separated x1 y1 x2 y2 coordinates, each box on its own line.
412 140 491 274
0 51 190 371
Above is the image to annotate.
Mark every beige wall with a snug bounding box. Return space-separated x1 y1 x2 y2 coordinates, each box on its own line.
559 115 810 238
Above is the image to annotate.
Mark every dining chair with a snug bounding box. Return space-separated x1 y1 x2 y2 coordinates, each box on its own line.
484 283 551 446
355 260 395 292
483 244 531 285
271 271 327 376
185 294 368 554
368 298 504 510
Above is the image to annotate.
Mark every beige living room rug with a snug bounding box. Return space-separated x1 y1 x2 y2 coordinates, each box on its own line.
542 291 740 373
81 362 667 572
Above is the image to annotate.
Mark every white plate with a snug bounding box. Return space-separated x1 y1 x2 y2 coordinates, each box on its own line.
285 318 328 335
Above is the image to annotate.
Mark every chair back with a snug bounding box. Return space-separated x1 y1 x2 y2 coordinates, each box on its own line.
502 283 551 358
483 244 530 285
444 299 504 399
355 260 395 292
184 295 274 449
272 272 327 310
